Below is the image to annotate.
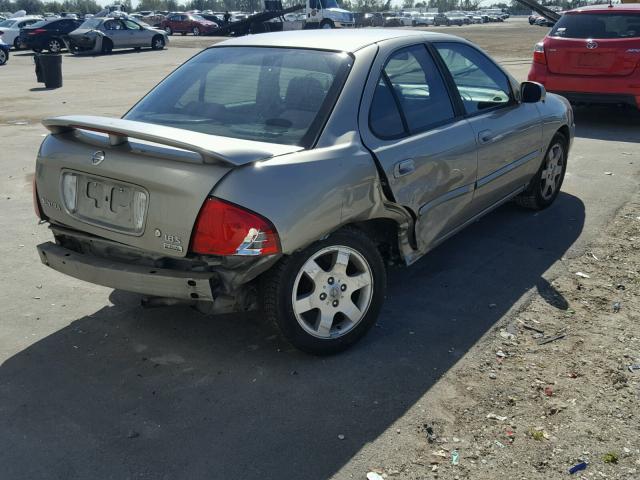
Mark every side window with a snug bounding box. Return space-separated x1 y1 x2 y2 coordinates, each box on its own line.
124 19 140 30
434 42 512 115
369 45 454 139
369 77 405 139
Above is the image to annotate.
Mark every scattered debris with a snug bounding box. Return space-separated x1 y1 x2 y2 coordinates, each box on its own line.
522 323 544 334
604 171 613 175
569 462 588 474
451 450 459 466
489 371 497 379
528 428 546 441
575 272 591 278
494 440 505 448
628 364 640 373
486 413 507 422
127 430 140 439
603 452 619 464
544 386 553 396
338 434 345 440
424 424 437 443
366 472 384 480
613 301 621 313
538 333 566 345
499 329 516 341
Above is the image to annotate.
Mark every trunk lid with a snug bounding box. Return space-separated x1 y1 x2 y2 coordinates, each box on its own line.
545 36 640 76
36 116 302 257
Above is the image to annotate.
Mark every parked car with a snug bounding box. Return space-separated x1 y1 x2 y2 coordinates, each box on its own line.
362 12 384 27
529 13 539 24
381 12 402 27
34 30 573 354
420 13 435 25
160 13 218 35
0 37 9 64
529 4 640 110
0 16 41 49
68 17 168 54
433 13 450 26
534 16 555 27
447 13 467 26
20 17 81 53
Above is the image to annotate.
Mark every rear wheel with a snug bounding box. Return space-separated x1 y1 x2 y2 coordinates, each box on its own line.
0 49 7 65
151 35 165 50
516 132 567 210
192 26 200 36
48 38 62 53
164 25 173 35
13 37 22 50
261 228 386 355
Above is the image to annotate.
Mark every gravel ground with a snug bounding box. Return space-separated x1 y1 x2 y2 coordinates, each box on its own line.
338 195 640 479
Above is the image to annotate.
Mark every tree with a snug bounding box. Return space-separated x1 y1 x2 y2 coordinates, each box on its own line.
402 0 413 9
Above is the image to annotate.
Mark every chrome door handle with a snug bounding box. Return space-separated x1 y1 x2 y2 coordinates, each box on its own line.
478 129 494 144
393 159 415 178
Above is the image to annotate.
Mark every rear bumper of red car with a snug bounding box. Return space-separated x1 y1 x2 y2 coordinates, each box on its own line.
528 63 640 109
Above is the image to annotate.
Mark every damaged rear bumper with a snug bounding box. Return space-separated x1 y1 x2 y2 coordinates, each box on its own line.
37 241 215 301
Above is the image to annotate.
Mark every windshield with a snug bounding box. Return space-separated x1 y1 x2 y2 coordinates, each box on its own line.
320 0 340 9
190 14 206 21
550 12 640 38
126 47 352 146
0 19 16 27
80 18 101 29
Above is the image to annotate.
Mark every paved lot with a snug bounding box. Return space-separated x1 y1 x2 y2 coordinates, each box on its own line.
1 19 639 480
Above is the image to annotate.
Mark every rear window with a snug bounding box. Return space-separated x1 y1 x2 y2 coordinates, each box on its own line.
0 19 17 27
125 47 352 147
80 18 101 29
550 12 640 38
28 20 48 28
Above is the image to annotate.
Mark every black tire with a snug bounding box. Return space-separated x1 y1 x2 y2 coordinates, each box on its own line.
261 228 386 355
515 132 568 210
48 38 62 53
32 47 42 53
151 35 165 50
13 37 22 50
320 19 335 29
164 26 173 35
101 38 113 55
181 32 186 36
192 26 200 36
0 49 7 65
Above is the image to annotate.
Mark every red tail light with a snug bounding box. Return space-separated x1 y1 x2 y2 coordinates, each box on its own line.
29 28 47 35
190 198 280 256
533 42 546 65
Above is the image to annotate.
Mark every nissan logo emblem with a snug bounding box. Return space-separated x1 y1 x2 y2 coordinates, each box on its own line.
91 151 105 165
586 40 598 49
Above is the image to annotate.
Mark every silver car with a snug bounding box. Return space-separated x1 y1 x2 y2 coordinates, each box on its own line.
67 16 168 54
34 30 574 354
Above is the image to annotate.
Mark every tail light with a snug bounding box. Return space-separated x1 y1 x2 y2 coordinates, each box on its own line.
29 28 47 35
533 42 546 65
190 198 280 256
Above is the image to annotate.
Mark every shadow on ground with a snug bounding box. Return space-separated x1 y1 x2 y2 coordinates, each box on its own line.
0 193 584 480
574 105 640 143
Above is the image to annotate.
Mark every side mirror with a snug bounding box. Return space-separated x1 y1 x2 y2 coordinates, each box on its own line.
520 81 546 103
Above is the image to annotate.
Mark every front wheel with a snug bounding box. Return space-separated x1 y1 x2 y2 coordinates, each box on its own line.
151 35 165 50
13 37 22 50
261 228 386 355
0 49 8 65
48 38 62 53
164 26 172 35
320 19 334 29
515 132 567 210
192 26 200 36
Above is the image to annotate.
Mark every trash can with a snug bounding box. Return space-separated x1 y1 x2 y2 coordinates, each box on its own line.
36 53 63 89
34 54 44 83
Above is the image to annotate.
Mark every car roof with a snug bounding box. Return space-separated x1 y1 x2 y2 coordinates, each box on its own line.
567 3 640 14
214 29 460 53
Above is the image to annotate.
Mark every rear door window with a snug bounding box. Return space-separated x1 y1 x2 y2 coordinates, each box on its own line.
369 45 455 138
434 42 512 115
550 13 640 38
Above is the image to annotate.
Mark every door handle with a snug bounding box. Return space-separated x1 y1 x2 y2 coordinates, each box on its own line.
478 129 494 144
393 159 415 178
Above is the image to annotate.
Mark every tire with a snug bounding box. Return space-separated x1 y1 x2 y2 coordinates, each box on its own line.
0 49 7 65
101 38 113 55
515 132 568 210
164 26 172 35
32 47 42 53
192 26 200 36
320 19 334 29
261 228 386 355
48 38 62 53
181 32 186 36
13 37 22 50
151 35 165 50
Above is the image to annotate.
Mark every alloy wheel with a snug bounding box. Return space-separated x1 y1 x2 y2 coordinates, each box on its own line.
193 27 200 35
540 143 564 201
0 50 6 65
49 39 61 53
291 245 373 339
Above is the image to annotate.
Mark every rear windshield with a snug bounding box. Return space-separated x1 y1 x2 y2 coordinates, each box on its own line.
0 19 17 27
550 12 640 38
125 47 352 147
80 18 101 29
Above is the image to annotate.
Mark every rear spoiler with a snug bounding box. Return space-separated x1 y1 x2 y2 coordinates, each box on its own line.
42 115 259 166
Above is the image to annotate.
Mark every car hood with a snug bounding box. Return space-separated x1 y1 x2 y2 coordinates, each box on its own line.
326 8 352 15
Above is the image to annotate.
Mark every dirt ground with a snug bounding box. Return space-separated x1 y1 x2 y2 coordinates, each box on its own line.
339 196 640 479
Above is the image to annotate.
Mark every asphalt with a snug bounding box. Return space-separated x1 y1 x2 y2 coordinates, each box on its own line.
1 20 639 480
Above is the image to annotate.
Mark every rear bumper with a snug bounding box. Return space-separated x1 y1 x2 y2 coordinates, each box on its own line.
37 242 215 301
529 63 640 108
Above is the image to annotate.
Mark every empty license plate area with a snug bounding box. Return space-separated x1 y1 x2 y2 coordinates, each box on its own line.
60 170 149 235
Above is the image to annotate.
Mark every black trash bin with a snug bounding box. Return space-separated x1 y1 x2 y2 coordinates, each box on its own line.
34 54 44 83
37 53 63 89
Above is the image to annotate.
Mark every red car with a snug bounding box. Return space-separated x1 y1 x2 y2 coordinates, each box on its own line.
160 13 218 36
528 4 640 109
